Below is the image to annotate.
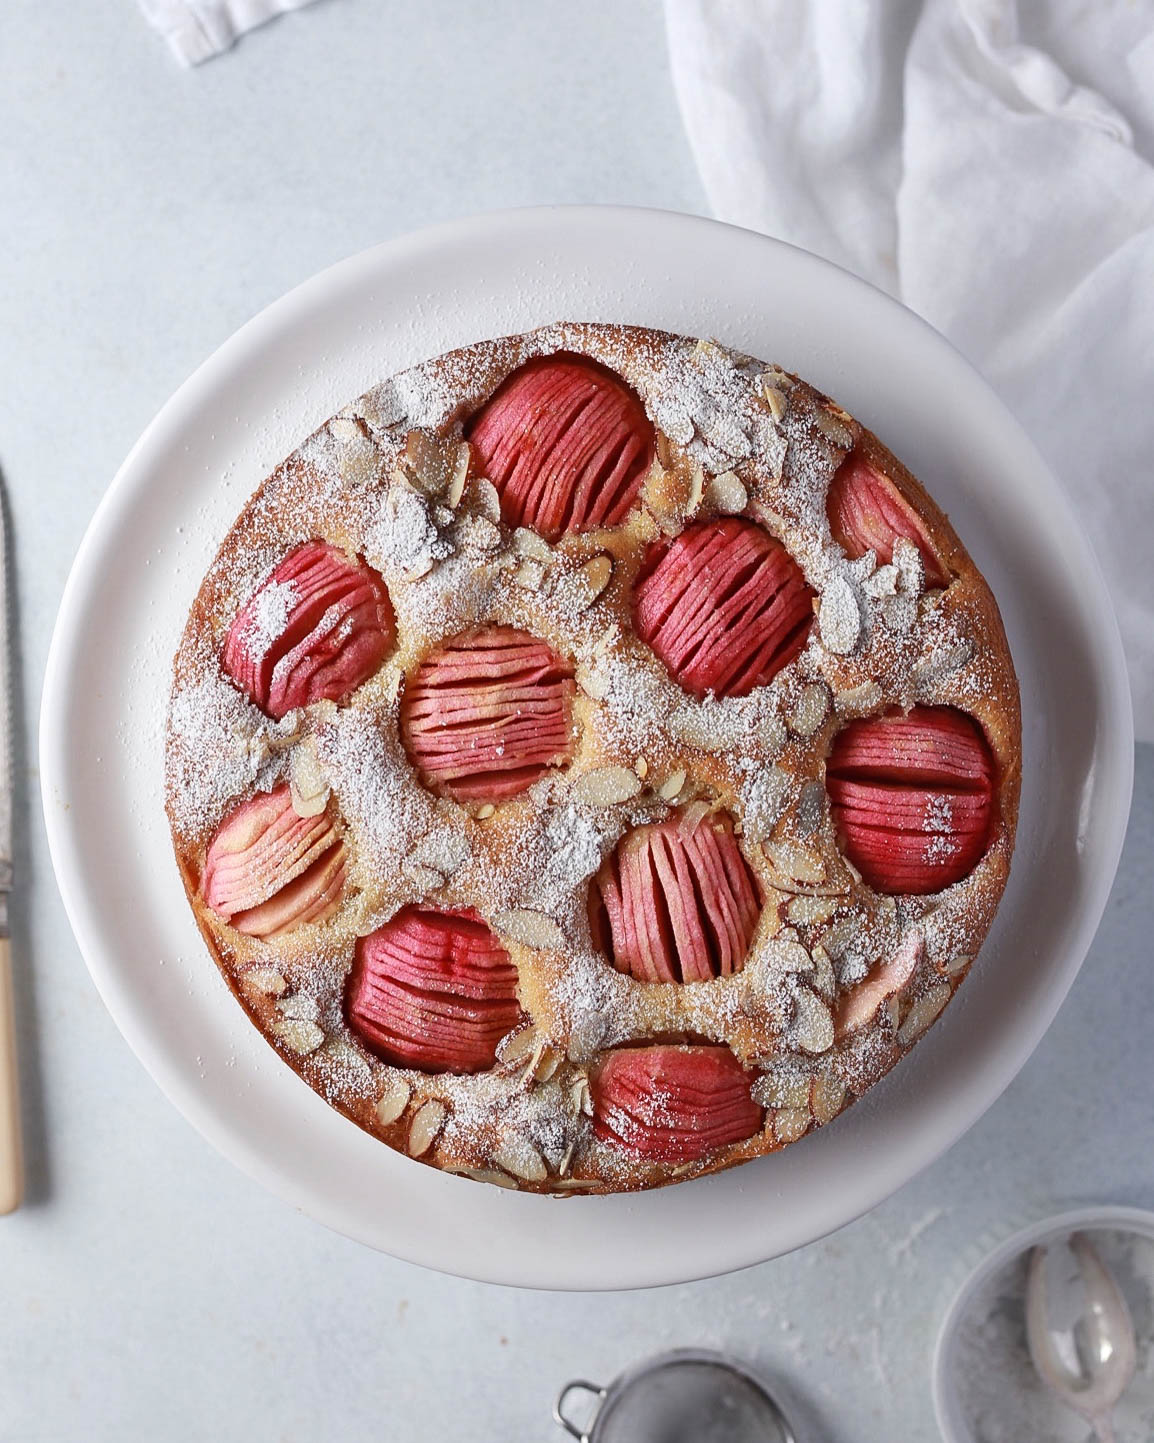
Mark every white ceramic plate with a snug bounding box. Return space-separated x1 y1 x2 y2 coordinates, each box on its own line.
41 207 1133 1290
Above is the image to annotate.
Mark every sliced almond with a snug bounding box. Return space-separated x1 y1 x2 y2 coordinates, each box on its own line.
898 983 951 1045
786 895 839 927
572 765 643 808
789 682 831 739
819 576 861 655
774 1107 811 1144
758 374 789 421
403 862 445 893
794 989 835 1055
673 804 708 844
575 664 608 701
686 461 705 515
497 1026 540 1066
552 1176 600 1191
276 993 319 1022
762 386 788 423
328 415 365 446
766 841 826 885
706 470 748 514
658 768 688 802
570 1075 593 1116
557 1140 577 1178
495 908 566 951
864 564 899 599
634 757 649 781
811 944 836 1000
470 476 501 522
575 553 613 608
753 1072 810 1110
289 739 330 818
404 430 468 500
512 526 552 561
356 384 406 432
643 460 692 520
476 803 496 820
811 1070 847 1125
796 780 826 839
450 1167 518 1190
408 1099 446 1157
491 1138 548 1183
375 1077 412 1126
883 594 917 633
271 1018 324 1055
513 558 544 592
892 536 924 595
912 641 975 688
242 967 287 997
756 712 788 757
819 916 859 959
779 939 814 975
744 772 792 840
834 680 884 715
461 516 502 554
382 666 403 705
411 828 469 877
532 1047 562 1084
446 443 471 508
814 407 854 450
947 953 973 977
246 731 273 769
517 1034 547 1086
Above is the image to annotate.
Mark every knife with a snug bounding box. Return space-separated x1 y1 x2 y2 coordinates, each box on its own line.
0 483 22 1214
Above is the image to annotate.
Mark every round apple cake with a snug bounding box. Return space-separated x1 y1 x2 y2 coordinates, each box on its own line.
165 322 1021 1194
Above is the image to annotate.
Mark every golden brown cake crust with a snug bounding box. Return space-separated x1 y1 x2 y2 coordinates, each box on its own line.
165 322 1021 1194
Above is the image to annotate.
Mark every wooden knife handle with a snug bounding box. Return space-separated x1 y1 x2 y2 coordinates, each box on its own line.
0 937 23 1213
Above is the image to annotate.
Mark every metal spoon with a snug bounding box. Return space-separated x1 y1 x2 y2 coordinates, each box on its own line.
1026 1231 1137 1443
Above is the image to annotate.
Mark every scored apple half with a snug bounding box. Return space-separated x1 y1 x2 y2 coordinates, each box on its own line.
590 1044 763 1163
634 517 814 699
345 906 523 1074
589 809 761 983
827 450 947 587
201 784 346 938
826 706 995 894
467 355 654 540
223 541 395 720
401 625 575 802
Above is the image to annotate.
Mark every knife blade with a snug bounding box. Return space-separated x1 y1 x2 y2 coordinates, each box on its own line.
0 480 22 1214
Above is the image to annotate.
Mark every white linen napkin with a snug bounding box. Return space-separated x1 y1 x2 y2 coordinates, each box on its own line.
665 0 1154 742
138 0 317 65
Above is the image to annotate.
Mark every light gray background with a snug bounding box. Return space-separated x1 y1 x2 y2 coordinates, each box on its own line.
2 2 1150 1439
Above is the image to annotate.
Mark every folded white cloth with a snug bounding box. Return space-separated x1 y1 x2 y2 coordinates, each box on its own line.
666 0 1154 742
138 0 316 65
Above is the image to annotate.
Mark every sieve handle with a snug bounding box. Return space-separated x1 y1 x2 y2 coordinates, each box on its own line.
553 1379 606 1440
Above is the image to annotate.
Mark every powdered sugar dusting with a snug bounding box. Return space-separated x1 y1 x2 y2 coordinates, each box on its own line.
167 663 294 837
244 578 296 661
164 321 1018 1193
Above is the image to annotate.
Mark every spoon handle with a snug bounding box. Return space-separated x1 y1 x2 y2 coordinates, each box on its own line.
1092 1412 1117 1443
